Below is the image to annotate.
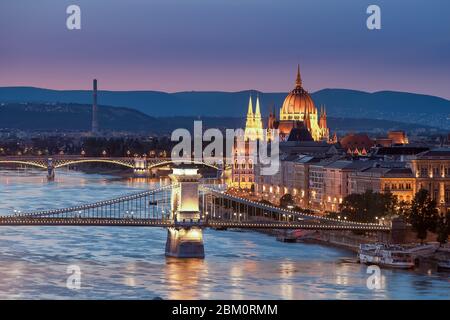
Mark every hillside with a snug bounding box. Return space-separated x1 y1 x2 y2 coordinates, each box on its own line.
1 87 449 129
0 102 439 134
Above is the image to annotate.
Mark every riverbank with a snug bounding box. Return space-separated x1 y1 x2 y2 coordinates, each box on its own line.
270 228 450 272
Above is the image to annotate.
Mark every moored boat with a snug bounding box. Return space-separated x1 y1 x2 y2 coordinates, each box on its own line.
358 243 414 269
437 259 450 270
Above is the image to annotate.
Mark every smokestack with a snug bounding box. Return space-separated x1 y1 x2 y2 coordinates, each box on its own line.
91 79 99 134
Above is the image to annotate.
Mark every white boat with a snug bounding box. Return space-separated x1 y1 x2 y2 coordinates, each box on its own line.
358 244 414 269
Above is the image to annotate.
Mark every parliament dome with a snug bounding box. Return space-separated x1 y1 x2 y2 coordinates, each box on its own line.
280 65 317 117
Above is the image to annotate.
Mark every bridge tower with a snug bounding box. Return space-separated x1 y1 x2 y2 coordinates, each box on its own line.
47 158 55 181
165 167 205 258
133 158 148 176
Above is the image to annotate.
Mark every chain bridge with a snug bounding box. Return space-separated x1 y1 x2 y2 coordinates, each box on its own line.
0 167 390 258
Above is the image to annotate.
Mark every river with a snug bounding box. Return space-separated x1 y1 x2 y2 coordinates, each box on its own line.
0 168 448 299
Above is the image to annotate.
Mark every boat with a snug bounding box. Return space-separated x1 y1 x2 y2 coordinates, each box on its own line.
276 229 318 243
402 243 439 257
358 243 414 269
437 259 450 270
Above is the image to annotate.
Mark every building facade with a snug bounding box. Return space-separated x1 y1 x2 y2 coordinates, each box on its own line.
232 65 332 190
410 149 450 213
268 65 329 142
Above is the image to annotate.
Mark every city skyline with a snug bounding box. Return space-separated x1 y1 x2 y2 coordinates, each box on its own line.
0 0 449 99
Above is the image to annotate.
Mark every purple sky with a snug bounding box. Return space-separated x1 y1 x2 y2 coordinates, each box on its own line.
0 0 449 98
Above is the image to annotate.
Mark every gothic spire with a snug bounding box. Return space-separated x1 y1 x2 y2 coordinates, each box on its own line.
247 95 253 116
255 95 261 117
295 64 302 88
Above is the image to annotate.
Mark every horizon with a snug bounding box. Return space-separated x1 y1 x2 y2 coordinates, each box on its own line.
1 85 449 102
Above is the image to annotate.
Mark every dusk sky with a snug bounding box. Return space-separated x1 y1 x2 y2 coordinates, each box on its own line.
0 0 449 98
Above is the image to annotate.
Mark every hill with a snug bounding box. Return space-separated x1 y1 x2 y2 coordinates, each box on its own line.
1 87 449 129
0 102 439 134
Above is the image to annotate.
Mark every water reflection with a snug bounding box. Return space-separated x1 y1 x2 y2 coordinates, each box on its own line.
0 169 448 299
165 258 206 300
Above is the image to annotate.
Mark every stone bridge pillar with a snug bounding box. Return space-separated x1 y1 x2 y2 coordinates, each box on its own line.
377 217 407 244
47 158 55 180
389 217 407 244
165 167 205 258
133 158 147 176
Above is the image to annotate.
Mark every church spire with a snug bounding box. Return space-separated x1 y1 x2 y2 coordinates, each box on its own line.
295 64 302 88
255 95 261 117
247 95 254 116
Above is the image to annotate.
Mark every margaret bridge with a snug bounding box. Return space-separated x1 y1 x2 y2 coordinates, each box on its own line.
0 155 226 179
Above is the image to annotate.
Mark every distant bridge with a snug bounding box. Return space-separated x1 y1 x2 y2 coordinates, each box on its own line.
0 156 227 178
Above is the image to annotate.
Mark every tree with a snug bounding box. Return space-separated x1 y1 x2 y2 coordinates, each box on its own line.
279 194 294 209
396 200 411 219
409 189 439 243
436 211 450 245
339 190 397 223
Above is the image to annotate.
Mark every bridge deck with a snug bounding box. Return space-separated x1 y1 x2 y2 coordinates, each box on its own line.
0 217 391 231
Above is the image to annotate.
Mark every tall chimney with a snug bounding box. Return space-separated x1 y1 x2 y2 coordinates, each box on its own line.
91 79 99 134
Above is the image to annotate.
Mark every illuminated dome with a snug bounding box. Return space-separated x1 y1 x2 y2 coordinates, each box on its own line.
280 65 317 117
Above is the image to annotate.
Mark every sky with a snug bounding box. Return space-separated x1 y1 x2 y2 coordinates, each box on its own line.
0 0 449 98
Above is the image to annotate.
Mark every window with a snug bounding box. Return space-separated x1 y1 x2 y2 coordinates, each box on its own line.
420 167 428 177
433 167 439 177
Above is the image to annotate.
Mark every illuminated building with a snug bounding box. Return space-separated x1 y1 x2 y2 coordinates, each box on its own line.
388 131 409 145
322 161 374 212
231 95 264 189
231 138 256 190
349 165 416 203
268 65 329 142
244 96 264 141
340 133 374 156
409 148 450 213
233 65 333 190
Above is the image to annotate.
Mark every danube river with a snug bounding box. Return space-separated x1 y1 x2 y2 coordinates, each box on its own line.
0 169 448 299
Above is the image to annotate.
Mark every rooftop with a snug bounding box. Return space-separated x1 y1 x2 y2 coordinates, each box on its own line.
416 148 450 158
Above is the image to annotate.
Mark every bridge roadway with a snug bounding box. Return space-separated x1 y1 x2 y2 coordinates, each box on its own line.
0 217 391 231
0 155 226 170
